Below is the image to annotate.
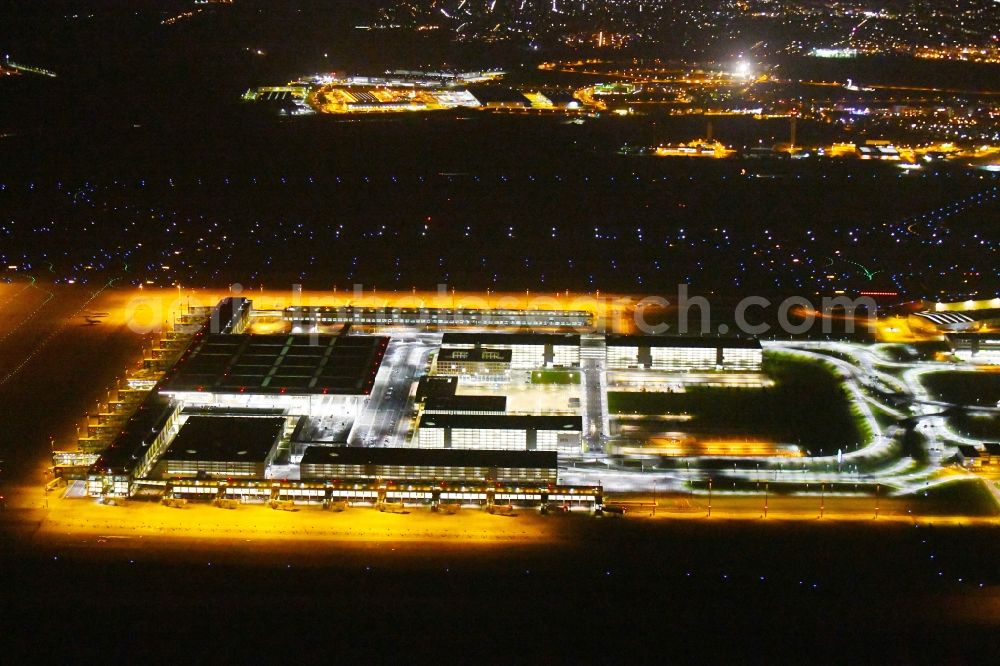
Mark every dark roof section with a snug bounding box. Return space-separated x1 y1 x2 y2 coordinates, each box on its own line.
415 376 458 401
965 309 1000 323
946 333 1000 341
545 91 579 107
418 414 582 430
300 446 557 470
161 334 388 395
957 444 980 458
207 297 251 334
441 332 580 346
984 443 1000 456
180 407 286 418
605 335 762 349
438 347 513 363
469 87 529 106
160 416 285 462
424 395 507 412
92 394 177 475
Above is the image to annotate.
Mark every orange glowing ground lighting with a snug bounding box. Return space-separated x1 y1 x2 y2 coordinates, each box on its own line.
622 437 802 458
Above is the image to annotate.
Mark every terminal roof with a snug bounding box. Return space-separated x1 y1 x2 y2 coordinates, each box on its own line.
424 395 508 412
300 446 557 470
415 376 459 400
418 414 582 430
162 334 388 395
441 332 581 346
93 394 177 475
161 416 285 463
605 335 761 349
438 347 513 363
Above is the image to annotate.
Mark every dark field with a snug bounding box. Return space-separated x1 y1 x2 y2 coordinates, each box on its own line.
923 371 1000 407
2 1 998 301
608 356 867 455
2 518 1000 661
948 413 1000 441
2 152 996 299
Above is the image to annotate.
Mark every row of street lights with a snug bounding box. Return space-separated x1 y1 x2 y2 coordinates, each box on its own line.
654 478 883 520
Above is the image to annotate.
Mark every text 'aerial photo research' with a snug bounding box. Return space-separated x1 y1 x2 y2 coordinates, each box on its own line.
1 0 999 661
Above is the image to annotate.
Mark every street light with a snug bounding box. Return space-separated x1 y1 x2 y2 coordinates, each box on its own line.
707 477 712 517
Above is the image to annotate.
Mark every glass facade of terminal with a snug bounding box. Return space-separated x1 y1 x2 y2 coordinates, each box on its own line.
650 346 717 370
417 425 581 453
300 462 556 484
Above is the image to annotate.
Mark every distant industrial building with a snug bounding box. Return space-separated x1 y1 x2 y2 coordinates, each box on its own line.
956 444 982 468
957 443 1000 469
300 446 558 484
416 414 582 453
909 305 1000 334
947 333 1000 362
440 332 581 368
910 310 978 332
857 141 901 160
605 335 763 371
469 87 530 109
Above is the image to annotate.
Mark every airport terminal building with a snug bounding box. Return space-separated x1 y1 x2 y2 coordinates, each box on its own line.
605 335 763 371
283 305 592 329
150 415 288 479
433 347 513 380
416 414 583 453
159 332 388 417
439 332 581 368
86 298 602 502
300 446 558 484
